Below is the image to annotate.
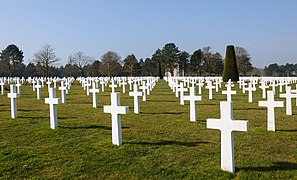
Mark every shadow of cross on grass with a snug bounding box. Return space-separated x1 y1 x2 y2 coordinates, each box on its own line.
127 140 210 147
59 125 130 130
238 162 297 172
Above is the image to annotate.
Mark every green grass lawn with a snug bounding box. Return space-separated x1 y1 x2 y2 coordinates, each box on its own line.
0 79 297 179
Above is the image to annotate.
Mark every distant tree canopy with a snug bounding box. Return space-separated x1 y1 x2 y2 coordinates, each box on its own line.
100 51 122 76
0 43 292 78
264 63 297 76
235 46 253 76
0 44 24 76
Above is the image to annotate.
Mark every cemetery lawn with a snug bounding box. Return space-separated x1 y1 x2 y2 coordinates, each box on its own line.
0 80 297 179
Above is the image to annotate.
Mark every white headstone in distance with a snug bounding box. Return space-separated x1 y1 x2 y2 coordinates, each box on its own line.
100 81 105 92
280 86 297 115
207 101 248 173
35 80 42 100
7 84 20 119
103 92 129 146
259 91 284 131
222 81 236 102
139 82 148 101
85 81 91 96
45 88 61 129
59 81 67 104
109 80 117 93
129 84 143 114
89 82 100 108
0 80 5 95
291 85 297 106
178 82 188 105
16 79 22 94
121 80 127 93
259 80 269 99
205 80 215 100
246 82 255 103
184 86 202 122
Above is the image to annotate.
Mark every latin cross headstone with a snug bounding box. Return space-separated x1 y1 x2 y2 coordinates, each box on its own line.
291 84 297 106
207 101 248 173
84 81 91 96
184 86 202 122
205 80 215 100
45 88 61 129
0 80 5 95
196 80 203 95
120 80 127 93
100 81 105 92
109 80 117 93
32 79 36 91
280 86 297 115
222 81 236 102
139 82 148 101
178 82 188 105
7 84 20 119
59 81 67 104
259 91 284 131
35 80 42 100
103 92 129 146
245 82 255 103
259 80 269 99
16 79 22 94
129 84 143 114
89 82 100 108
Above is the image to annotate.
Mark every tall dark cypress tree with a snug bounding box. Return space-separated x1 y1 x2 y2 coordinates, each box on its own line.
222 45 239 82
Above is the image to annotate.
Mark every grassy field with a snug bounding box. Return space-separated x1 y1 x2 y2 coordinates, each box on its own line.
0 79 297 179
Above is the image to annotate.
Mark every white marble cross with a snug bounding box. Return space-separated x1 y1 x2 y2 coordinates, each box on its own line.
291 84 297 106
205 80 215 100
45 88 61 129
120 80 127 93
100 81 105 92
222 82 236 102
139 82 148 101
259 80 269 99
35 80 42 100
84 81 91 96
197 80 204 95
129 84 143 114
109 80 117 93
59 81 67 104
7 84 20 119
103 92 129 146
89 82 100 108
16 79 22 94
0 80 5 95
207 101 248 173
259 91 284 131
32 80 36 91
245 82 255 103
280 86 297 115
178 82 188 105
184 86 202 122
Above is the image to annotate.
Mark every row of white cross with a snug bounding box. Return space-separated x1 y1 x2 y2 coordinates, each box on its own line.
2 76 159 146
2 76 297 174
165 76 297 173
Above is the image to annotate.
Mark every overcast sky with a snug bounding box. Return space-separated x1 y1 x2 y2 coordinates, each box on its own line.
1 0 296 68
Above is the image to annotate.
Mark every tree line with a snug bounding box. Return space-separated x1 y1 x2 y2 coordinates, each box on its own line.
0 42 278 78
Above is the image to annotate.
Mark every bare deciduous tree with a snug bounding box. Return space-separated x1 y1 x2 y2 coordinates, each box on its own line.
32 44 60 77
68 51 94 76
